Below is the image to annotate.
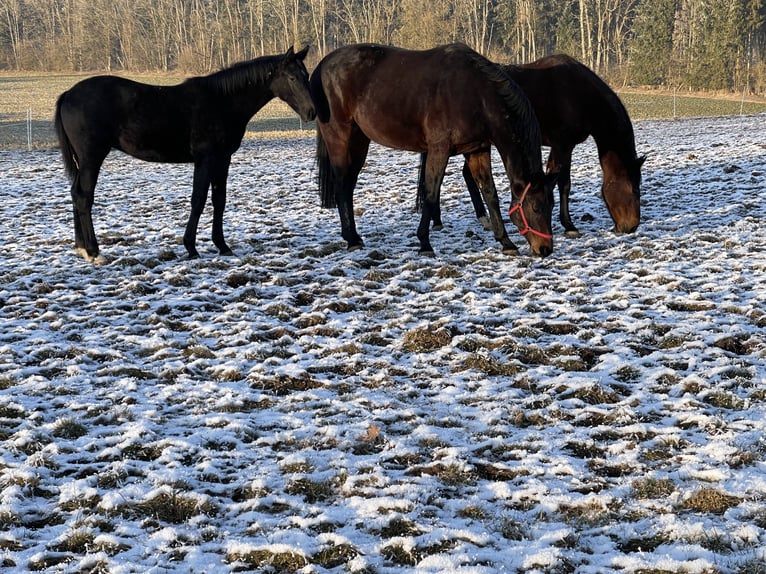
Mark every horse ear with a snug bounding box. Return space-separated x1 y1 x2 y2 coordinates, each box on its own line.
637 155 647 168
285 46 295 58
296 45 310 61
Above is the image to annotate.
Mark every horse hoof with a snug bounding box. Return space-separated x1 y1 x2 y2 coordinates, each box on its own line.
502 248 520 256
220 249 234 257
432 224 444 231
348 243 364 252
78 247 108 265
419 249 436 257
187 252 200 260
565 230 581 238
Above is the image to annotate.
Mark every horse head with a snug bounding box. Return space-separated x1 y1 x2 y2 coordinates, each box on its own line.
508 172 557 258
601 152 645 234
273 46 316 123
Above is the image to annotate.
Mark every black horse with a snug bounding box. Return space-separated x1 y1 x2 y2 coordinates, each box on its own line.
55 46 316 263
426 53 645 236
311 43 555 257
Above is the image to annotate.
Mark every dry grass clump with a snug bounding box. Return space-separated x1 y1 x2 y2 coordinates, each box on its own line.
681 488 742 514
632 477 676 499
402 324 453 352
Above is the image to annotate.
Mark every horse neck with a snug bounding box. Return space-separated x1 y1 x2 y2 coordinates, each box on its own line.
206 57 280 117
591 93 638 168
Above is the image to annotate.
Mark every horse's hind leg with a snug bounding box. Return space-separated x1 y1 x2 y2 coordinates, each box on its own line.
465 152 518 254
209 156 233 256
417 149 449 255
550 147 579 237
334 129 369 250
463 154 491 230
70 161 106 263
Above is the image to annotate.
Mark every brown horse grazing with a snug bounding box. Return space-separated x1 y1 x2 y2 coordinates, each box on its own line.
311 43 556 257
428 53 645 236
55 47 316 263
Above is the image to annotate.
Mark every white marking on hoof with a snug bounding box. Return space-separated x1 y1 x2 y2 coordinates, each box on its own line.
565 230 582 238
77 247 108 265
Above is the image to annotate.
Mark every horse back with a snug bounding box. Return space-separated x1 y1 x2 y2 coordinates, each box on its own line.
313 43 512 153
58 76 196 163
507 54 634 152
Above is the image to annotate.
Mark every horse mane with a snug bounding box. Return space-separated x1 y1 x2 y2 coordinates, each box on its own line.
458 46 543 177
189 54 283 94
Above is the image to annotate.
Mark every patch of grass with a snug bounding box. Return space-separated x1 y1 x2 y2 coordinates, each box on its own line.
572 384 622 405
703 390 746 410
378 516 422 537
285 477 335 503
0 376 16 390
51 529 94 553
632 477 676 499
461 354 524 376
614 365 642 383
500 518 526 540
226 548 308 571
52 418 88 439
458 505 488 520
381 542 418 566
681 487 742 515
311 543 358 569
122 489 218 524
250 372 322 395
402 324 453 352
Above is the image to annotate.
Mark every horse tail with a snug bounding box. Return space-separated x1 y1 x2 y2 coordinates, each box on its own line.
310 65 337 209
316 127 336 209
54 93 78 182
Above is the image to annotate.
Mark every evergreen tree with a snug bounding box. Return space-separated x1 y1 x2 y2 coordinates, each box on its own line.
629 0 677 85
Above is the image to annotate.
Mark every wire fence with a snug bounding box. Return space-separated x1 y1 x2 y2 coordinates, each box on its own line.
0 101 314 151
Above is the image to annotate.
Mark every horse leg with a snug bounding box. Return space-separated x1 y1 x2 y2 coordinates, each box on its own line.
417 149 449 255
209 156 233 256
334 129 369 250
550 147 579 237
419 152 445 231
463 153 492 231
184 160 212 259
70 161 106 264
465 152 518 254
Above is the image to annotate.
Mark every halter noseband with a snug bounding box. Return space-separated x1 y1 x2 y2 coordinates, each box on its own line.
508 182 553 240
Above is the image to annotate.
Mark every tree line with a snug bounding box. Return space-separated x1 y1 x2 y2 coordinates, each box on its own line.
1 0 765 93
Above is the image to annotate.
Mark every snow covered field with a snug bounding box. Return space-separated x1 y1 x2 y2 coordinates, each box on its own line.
1 114 765 573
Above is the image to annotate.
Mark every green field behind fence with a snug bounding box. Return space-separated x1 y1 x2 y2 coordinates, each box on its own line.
1 73 766 150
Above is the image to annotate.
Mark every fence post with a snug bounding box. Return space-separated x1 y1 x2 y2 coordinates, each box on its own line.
27 109 32 151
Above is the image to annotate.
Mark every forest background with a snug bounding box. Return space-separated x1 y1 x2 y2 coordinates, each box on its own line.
1 0 765 94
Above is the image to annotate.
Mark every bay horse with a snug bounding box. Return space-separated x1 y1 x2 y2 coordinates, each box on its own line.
311 43 556 257
427 53 645 236
55 46 316 263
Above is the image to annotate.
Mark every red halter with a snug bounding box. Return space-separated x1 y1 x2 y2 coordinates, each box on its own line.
508 182 553 240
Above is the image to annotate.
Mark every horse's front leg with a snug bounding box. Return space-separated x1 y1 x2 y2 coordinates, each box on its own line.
550 147 579 237
417 150 449 255
209 156 233 256
184 160 211 259
465 152 518 254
